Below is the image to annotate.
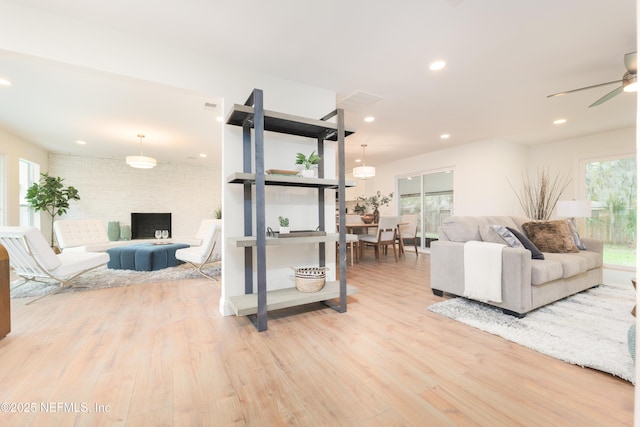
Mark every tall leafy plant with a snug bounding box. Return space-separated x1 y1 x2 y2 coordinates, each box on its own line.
25 172 81 247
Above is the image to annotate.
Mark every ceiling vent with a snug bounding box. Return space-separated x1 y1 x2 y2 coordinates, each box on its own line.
337 90 383 111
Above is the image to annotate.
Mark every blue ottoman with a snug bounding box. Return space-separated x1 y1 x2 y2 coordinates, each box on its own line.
107 243 189 271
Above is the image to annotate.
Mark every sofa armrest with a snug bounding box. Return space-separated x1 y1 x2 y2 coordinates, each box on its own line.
500 246 533 313
581 237 603 255
430 240 465 294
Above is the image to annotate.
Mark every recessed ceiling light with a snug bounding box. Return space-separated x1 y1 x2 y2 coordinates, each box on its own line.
199 153 207 158
553 119 567 125
0 78 11 86
429 60 446 71
76 140 87 145
440 133 451 139
216 116 223 122
355 158 362 163
364 116 375 123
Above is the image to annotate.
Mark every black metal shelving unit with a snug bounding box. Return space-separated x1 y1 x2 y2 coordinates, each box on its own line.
226 88 356 332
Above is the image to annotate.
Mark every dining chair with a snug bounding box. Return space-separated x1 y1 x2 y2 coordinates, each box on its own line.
358 216 398 264
398 214 419 256
338 215 362 266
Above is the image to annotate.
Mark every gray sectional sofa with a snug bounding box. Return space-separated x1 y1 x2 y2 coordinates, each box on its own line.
430 216 603 317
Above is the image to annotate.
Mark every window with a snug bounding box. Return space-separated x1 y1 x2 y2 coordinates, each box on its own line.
397 169 453 250
584 156 636 269
19 159 40 227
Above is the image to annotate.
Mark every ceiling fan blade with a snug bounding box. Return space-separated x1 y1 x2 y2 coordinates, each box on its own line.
547 80 621 98
624 52 637 74
589 85 624 107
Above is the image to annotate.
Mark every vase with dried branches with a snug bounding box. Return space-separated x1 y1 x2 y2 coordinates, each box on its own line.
508 169 571 220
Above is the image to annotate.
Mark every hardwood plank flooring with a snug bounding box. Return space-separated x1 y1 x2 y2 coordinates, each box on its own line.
0 253 633 426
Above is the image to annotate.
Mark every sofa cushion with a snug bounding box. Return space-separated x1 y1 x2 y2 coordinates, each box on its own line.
522 220 579 253
530 258 564 285
440 216 519 242
544 251 602 277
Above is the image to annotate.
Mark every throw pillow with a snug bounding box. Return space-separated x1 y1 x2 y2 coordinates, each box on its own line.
490 225 524 248
506 226 545 260
522 220 579 253
478 225 508 244
566 219 586 250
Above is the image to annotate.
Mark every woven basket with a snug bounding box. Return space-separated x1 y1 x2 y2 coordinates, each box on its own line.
291 267 327 293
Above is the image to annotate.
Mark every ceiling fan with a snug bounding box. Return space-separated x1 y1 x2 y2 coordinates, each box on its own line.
547 52 637 107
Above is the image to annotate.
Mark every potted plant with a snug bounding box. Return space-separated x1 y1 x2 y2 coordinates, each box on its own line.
358 191 393 223
295 151 320 178
25 172 81 249
353 203 366 215
278 216 290 234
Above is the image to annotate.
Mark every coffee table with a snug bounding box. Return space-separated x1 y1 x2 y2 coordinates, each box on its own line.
107 242 189 271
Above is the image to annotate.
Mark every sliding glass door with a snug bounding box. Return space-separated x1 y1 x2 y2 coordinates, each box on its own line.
397 169 453 250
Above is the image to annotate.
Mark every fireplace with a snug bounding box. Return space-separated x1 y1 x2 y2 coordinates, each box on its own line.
131 213 171 239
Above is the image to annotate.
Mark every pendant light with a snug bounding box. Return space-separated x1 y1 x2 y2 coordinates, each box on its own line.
353 144 375 179
126 133 157 169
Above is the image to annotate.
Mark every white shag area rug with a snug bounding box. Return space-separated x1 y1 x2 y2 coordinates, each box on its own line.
428 282 636 383
10 261 221 299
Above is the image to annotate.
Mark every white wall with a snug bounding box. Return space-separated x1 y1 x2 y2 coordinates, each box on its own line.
0 127 49 226
48 154 220 239
351 138 528 217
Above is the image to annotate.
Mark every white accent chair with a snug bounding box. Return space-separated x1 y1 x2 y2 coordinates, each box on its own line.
358 216 398 264
398 214 419 256
0 226 109 289
175 219 221 280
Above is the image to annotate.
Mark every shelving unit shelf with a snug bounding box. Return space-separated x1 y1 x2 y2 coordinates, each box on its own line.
229 234 358 248
227 172 355 189
226 103 355 141
226 88 355 332
228 283 360 316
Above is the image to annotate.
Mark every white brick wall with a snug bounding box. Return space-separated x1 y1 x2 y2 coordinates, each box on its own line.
49 154 221 238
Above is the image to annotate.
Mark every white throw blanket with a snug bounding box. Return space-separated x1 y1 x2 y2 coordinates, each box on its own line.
463 240 505 303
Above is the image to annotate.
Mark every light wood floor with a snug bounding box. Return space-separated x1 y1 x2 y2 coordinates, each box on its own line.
0 252 633 426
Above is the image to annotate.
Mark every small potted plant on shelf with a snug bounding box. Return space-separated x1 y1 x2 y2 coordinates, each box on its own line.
295 151 320 178
278 216 290 234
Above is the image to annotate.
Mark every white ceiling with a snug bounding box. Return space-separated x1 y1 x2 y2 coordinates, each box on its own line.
0 0 636 169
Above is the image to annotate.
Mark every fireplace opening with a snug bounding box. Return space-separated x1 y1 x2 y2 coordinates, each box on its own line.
131 213 171 239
